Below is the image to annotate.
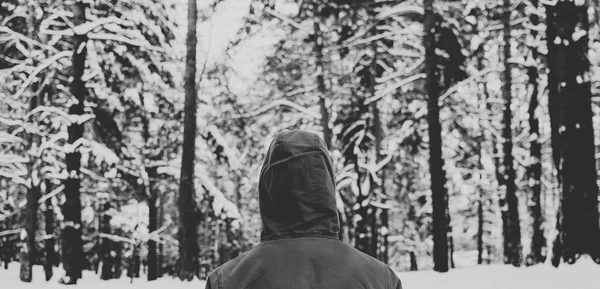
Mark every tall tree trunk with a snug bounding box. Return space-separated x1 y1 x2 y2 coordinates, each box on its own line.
20 8 42 281
99 201 113 280
140 88 159 281
546 1 600 266
20 183 40 282
43 180 56 281
178 0 200 280
148 193 158 281
157 192 164 278
60 2 87 284
424 0 449 272
501 0 522 267
477 188 484 265
526 0 546 266
314 18 332 150
475 19 488 266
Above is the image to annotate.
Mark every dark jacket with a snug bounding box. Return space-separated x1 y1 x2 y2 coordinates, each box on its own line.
206 130 402 289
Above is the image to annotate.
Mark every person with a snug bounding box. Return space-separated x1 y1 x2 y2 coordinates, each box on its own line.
205 130 402 289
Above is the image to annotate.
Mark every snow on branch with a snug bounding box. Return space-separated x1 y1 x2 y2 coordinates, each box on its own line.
88 33 165 52
0 228 21 237
26 105 95 126
196 165 241 221
0 131 24 145
263 7 308 32
0 117 22 127
0 154 29 165
365 73 425 105
207 125 241 170
37 184 64 205
342 5 423 47
13 51 71 100
0 26 59 53
376 59 424 84
233 99 321 120
99 233 136 245
439 67 498 104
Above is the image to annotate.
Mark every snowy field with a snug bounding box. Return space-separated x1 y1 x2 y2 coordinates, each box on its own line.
1 258 599 289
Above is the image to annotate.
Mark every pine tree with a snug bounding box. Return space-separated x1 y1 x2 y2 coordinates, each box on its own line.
60 1 87 283
500 0 522 267
525 0 546 266
178 0 200 280
546 0 600 266
424 0 449 272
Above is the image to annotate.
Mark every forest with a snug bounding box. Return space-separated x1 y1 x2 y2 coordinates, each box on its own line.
1 0 600 286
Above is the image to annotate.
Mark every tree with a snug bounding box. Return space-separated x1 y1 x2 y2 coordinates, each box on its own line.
525 0 546 266
546 0 600 266
178 0 200 280
60 1 87 284
500 0 522 267
423 0 449 272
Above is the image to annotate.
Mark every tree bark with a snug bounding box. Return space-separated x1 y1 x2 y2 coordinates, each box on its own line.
99 201 113 280
546 1 600 266
526 0 546 266
20 184 40 282
501 0 522 267
409 251 418 271
148 193 158 281
178 0 200 280
43 180 56 281
59 2 87 284
314 18 332 150
424 0 449 272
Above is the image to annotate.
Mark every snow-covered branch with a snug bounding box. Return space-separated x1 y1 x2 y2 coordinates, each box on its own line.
13 51 71 100
365 73 425 105
233 99 321 120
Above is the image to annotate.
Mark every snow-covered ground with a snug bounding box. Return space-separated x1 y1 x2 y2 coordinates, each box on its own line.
1 257 599 289
397 257 599 289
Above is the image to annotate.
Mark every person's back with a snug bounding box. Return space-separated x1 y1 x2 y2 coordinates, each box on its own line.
206 130 402 289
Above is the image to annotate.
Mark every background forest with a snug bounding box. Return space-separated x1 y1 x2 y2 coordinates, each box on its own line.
1 0 600 286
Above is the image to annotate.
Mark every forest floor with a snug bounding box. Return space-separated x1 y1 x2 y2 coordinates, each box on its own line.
1 257 598 288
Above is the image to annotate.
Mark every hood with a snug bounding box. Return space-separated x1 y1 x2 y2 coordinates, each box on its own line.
259 130 340 241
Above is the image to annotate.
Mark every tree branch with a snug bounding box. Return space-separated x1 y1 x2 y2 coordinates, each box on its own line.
13 51 71 100
233 99 321 120
365 73 425 105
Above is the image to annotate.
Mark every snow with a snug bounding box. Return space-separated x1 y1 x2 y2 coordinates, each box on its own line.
0 257 599 288
397 257 600 289
0 263 206 289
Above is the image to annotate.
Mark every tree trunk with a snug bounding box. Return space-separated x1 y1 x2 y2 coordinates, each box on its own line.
99 201 112 280
380 208 389 263
501 0 522 267
477 191 484 265
314 18 332 150
43 180 56 281
148 194 158 281
424 0 449 272
20 184 40 282
525 0 546 266
178 0 200 280
409 251 418 271
546 1 600 265
59 2 87 284
140 89 159 281
158 193 164 278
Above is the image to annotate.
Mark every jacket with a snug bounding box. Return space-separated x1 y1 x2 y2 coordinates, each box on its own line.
206 130 402 289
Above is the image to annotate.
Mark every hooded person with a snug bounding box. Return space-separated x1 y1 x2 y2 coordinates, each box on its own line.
205 130 402 289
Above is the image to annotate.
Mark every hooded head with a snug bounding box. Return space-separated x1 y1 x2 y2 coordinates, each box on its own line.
258 130 339 241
